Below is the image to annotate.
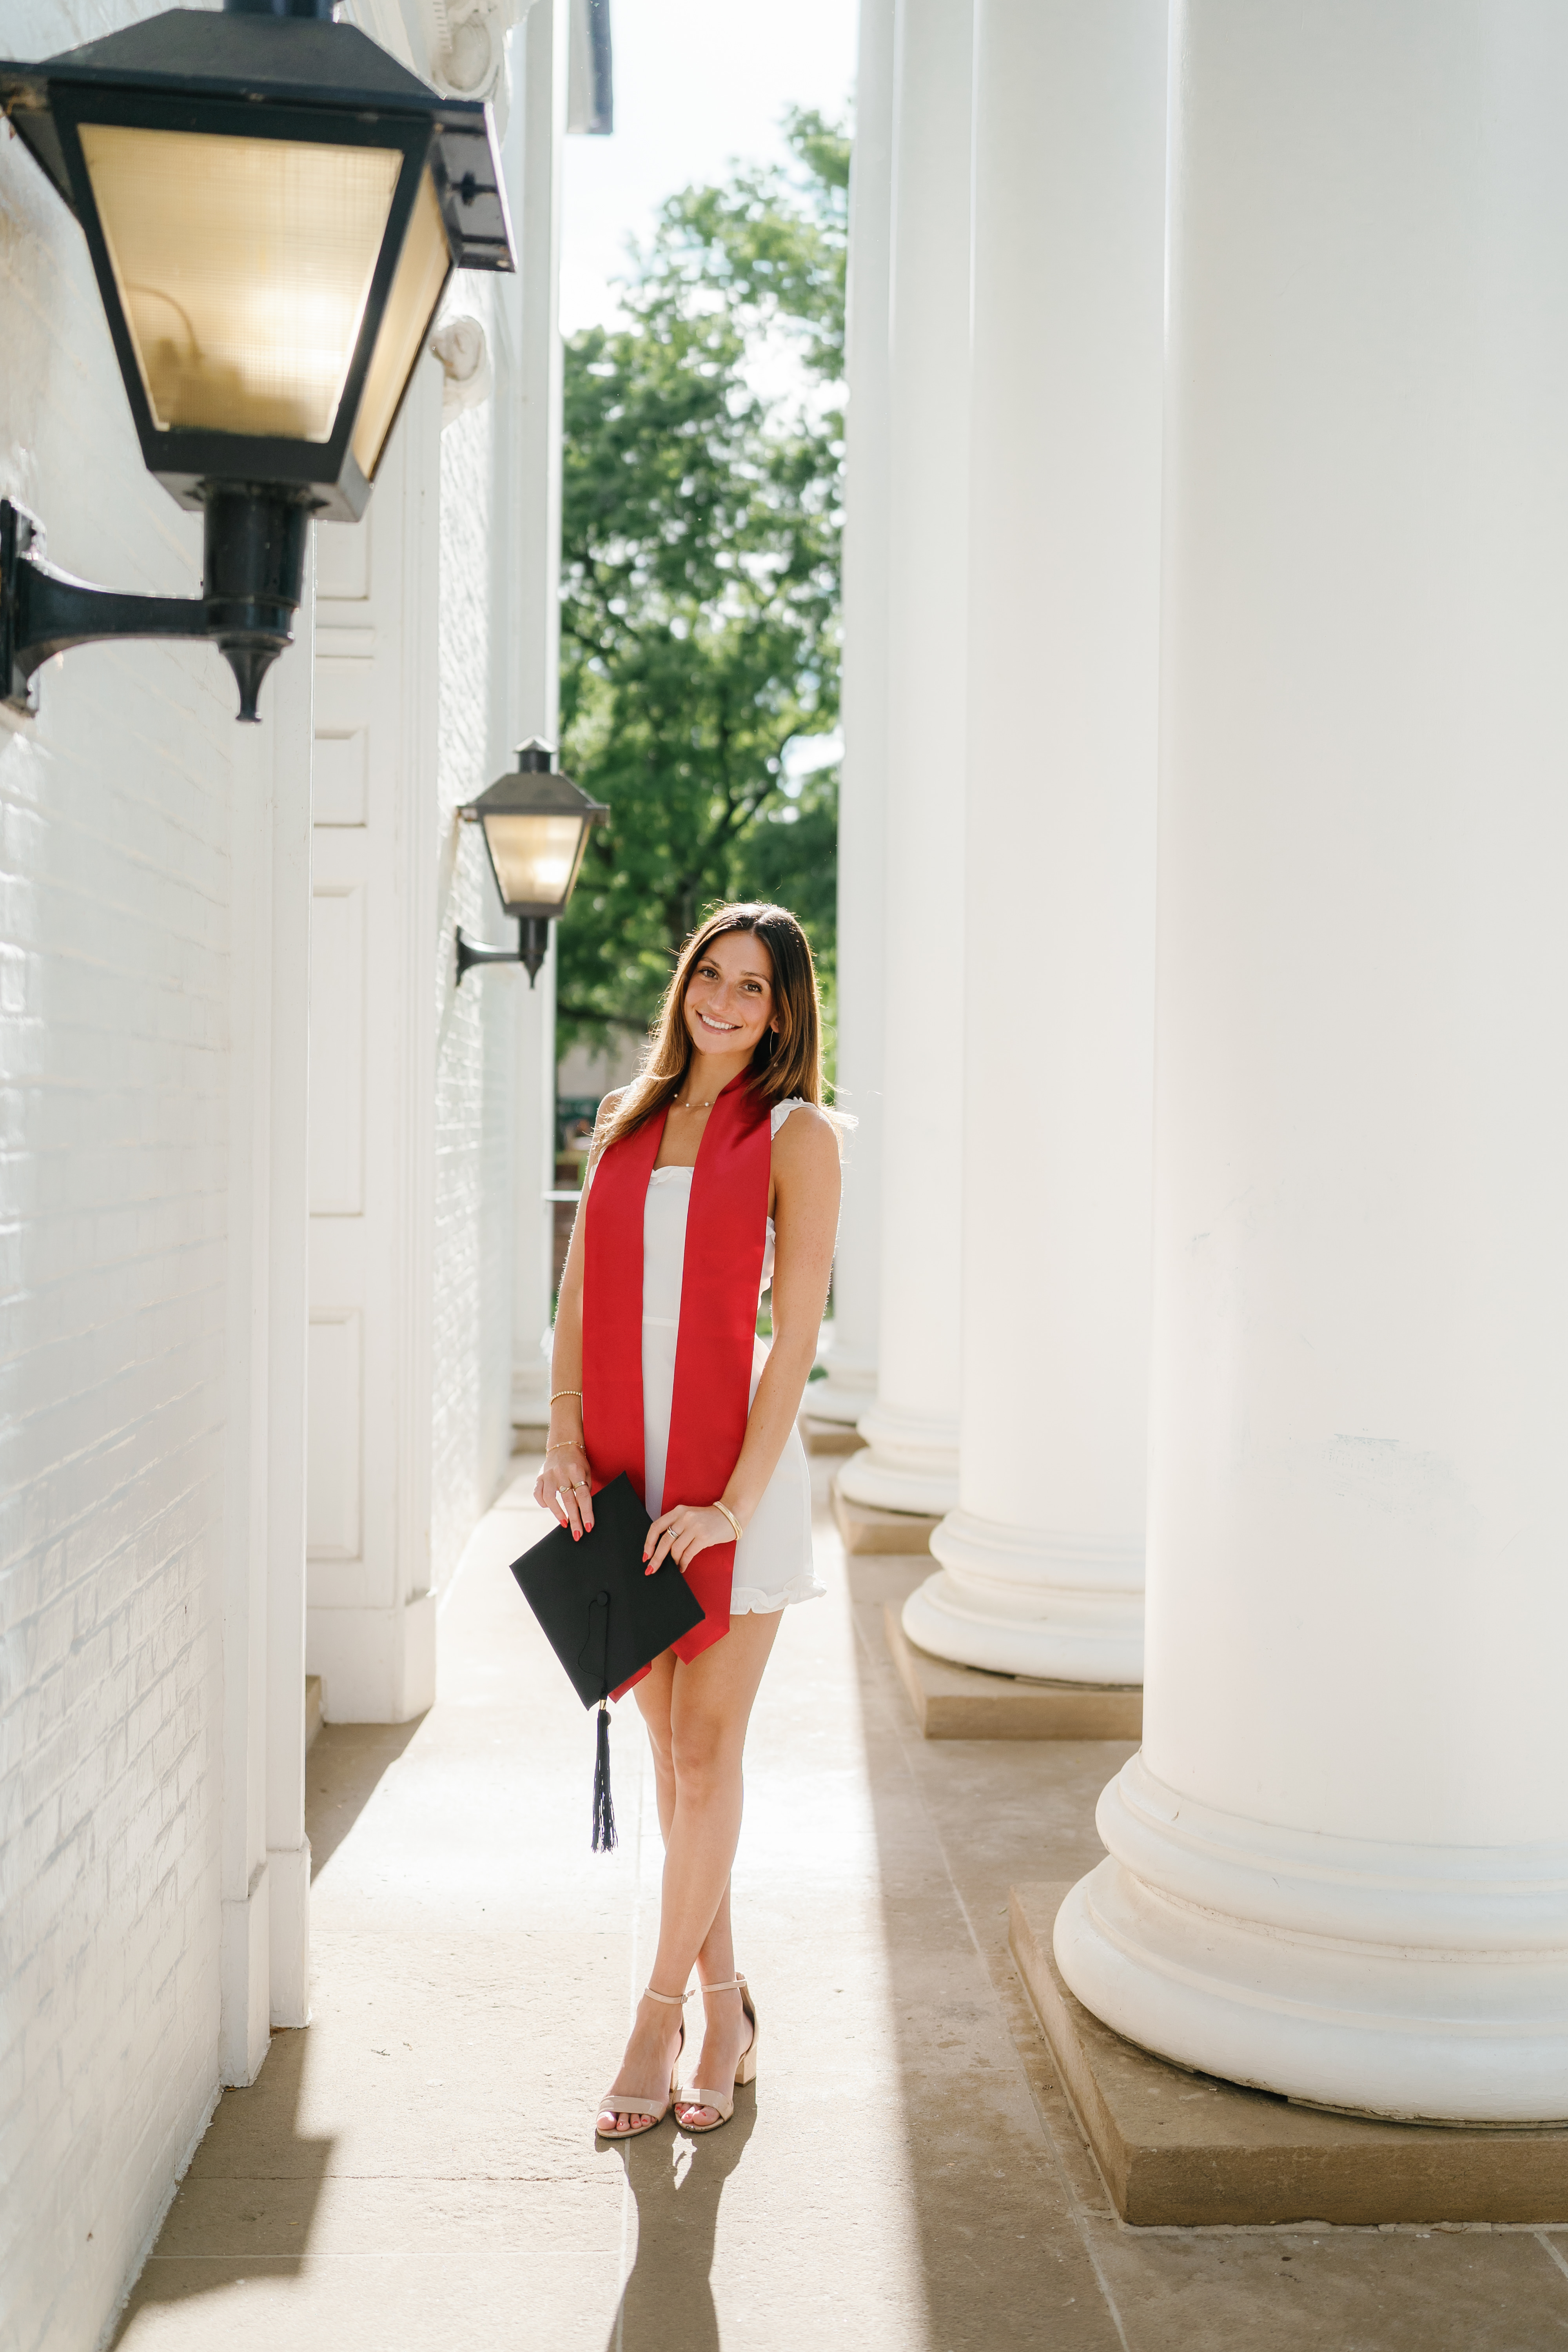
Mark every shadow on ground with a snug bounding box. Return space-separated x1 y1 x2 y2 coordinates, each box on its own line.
600 2094 759 2351
308 1717 425 1878
111 2029 336 2336
111 1719 425 2337
843 1553 1568 2352
843 1550 1135 2352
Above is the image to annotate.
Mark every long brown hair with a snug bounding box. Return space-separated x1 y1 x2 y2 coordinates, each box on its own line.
595 903 825 1159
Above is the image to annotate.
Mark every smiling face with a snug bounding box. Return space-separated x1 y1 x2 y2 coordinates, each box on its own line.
682 929 777 1062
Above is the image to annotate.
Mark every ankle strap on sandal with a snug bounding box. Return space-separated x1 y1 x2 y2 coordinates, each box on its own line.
699 1977 743 1995
644 1984 688 2005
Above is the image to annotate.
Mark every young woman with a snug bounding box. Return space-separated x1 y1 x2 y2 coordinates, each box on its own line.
536 902 842 2140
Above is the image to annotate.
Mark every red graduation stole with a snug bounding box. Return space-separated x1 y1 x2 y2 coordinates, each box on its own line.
582 1072 772 1690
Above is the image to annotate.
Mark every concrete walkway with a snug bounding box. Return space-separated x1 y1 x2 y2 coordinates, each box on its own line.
113 1455 1568 2350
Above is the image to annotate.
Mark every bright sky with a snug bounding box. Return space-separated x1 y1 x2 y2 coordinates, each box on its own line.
559 0 859 336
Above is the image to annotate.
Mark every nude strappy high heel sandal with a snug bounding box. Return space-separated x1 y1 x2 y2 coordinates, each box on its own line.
675 1975 757 2133
595 1985 687 2140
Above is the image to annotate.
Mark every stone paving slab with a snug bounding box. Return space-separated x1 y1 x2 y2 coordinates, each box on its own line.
111 1465 1568 2352
843 1552 1568 2351
116 2253 625 2352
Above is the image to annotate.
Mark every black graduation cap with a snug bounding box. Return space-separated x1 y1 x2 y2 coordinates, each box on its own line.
509 1472 704 1850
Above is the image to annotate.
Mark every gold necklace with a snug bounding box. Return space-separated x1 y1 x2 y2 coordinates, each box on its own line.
673 1096 715 1111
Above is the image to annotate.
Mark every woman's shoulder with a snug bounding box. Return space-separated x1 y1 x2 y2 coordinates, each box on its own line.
769 1098 843 1171
770 1096 853 1141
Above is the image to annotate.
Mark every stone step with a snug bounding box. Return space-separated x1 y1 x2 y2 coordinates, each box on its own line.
830 1479 939 1555
801 1413 867 1455
884 1604 1143 1740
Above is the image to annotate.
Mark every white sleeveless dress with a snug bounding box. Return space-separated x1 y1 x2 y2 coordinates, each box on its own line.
641 1099 823 1614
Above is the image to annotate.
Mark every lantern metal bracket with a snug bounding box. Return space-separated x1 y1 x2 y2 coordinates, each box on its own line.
455 917 550 989
1 492 309 723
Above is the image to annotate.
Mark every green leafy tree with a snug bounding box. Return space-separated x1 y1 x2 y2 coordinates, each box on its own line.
555 110 849 1061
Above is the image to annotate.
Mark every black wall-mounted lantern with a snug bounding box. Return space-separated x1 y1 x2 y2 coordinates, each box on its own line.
456 740 607 987
0 0 514 720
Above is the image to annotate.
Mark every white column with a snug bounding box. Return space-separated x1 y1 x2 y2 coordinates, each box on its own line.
220 572 316 2080
811 0 893 1429
835 0 971 1518
902 0 1165 1680
1058 0 1568 2122
221 714 276 2089
262 575 316 2031
510 0 567 1431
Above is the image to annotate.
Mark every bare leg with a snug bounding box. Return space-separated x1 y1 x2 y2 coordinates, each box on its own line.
641 1670 737 1989
596 1612 780 2134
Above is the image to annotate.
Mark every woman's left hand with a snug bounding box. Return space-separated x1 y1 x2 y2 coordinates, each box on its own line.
643 1504 738 1576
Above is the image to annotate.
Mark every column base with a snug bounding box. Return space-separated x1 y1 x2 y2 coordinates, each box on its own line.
806 1353 878 1426
219 1861 270 2088
835 1399 960 1515
1012 1882 1568 2225
307 1594 437 1724
1056 1754 1568 2125
267 1838 312 2029
910 1510 1145 1682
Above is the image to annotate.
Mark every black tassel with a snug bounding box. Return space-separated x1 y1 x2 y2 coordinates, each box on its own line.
592 1700 617 1853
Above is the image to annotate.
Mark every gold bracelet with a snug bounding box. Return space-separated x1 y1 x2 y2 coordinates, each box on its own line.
713 1500 743 1545
550 1388 583 1405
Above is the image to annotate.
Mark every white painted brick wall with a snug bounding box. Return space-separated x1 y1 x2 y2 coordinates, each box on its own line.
3 18 541 2345
0 8 242 2344
431 275 517 1590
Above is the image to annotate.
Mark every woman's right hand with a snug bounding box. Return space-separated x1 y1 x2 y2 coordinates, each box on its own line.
535 1441 595 1540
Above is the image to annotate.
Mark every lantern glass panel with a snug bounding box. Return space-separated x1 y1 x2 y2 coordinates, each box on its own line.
481 811 586 911
78 124 400 441
352 168 449 479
